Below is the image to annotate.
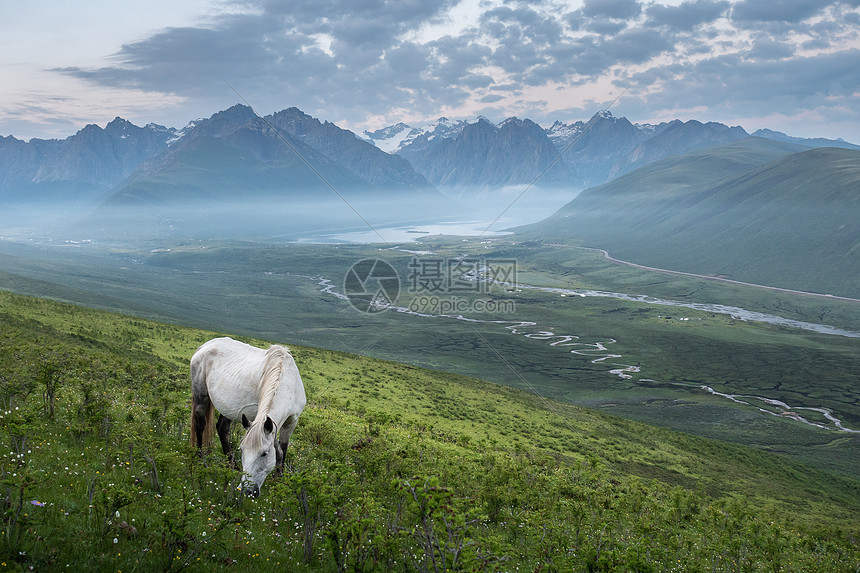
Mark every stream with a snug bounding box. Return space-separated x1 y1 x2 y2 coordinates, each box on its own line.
315 274 859 433
509 284 860 338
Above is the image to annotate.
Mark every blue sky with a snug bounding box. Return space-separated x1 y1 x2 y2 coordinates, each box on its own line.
2 0 859 143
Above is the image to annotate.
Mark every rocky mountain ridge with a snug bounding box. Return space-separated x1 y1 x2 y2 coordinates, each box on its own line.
0 118 177 202
2 105 858 207
375 111 859 190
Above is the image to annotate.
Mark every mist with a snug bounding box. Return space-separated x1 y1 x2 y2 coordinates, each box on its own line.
1 182 583 249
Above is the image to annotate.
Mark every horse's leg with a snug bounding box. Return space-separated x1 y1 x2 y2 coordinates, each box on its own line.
216 415 236 468
276 414 300 474
191 391 210 453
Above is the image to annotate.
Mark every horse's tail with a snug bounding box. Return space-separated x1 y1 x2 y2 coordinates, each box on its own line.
189 392 215 448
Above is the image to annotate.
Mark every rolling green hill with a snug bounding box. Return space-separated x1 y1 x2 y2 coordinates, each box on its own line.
0 290 857 571
517 139 860 298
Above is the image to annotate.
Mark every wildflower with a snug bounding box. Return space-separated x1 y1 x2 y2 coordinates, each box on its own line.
30 501 45 507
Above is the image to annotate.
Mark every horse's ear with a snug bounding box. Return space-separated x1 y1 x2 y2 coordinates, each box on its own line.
264 416 275 435
241 414 251 429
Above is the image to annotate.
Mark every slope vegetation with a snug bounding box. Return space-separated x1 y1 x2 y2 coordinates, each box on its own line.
0 290 857 571
518 139 860 298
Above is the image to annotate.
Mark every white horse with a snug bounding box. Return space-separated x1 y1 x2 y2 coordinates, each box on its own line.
190 337 306 496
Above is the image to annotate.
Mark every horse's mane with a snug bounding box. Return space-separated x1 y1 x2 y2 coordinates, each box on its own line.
240 345 288 451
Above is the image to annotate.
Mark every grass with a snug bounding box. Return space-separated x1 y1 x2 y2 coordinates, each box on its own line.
0 237 858 480
514 144 860 299
0 289 858 571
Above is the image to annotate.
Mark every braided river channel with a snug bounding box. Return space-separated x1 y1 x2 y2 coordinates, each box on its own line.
317 274 859 434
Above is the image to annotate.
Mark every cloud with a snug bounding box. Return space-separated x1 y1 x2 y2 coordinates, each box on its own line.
601 27 674 63
626 48 860 118
58 2 474 123
580 0 642 20
646 0 730 30
37 0 860 142
730 0 828 24
748 36 796 60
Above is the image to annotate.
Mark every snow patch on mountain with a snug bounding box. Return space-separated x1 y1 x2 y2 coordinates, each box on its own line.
363 117 476 153
362 123 417 153
545 120 587 146
166 119 203 146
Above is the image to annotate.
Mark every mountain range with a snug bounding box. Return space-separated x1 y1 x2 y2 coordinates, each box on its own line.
395 117 574 193
4 104 857 210
366 111 859 190
102 105 440 206
0 117 176 204
1 104 858 271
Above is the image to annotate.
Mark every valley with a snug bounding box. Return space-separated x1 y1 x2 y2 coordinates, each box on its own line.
576 246 860 304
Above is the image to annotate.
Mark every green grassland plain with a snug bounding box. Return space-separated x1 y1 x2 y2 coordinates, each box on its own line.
0 236 857 480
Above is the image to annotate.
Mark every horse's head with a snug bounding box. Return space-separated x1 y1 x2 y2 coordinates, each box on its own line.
239 414 277 497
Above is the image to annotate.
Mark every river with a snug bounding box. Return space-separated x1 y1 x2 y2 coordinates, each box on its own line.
315 273 859 433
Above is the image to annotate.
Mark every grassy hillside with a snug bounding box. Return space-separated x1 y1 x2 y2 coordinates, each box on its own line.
0 290 857 571
517 140 860 298
0 238 858 480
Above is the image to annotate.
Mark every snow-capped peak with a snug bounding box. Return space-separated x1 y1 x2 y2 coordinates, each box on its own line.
363 117 474 153
362 122 418 153
545 120 587 145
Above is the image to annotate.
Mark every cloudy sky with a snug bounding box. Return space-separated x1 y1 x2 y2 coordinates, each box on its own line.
2 0 859 143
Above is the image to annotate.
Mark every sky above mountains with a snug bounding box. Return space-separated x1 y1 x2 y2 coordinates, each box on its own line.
2 0 859 143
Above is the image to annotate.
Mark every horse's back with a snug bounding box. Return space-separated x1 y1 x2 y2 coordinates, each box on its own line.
192 338 267 419
193 336 260 359
192 337 305 422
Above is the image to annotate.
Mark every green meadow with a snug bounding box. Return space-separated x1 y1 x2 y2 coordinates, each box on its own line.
515 144 860 299
0 289 858 571
0 236 857 479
